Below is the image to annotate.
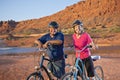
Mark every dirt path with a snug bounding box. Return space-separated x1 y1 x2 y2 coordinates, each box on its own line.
0 53 120 80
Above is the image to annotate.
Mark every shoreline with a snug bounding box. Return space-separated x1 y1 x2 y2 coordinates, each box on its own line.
0 45 120 55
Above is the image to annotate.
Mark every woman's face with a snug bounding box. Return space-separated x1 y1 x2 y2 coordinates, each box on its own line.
74 25 82 34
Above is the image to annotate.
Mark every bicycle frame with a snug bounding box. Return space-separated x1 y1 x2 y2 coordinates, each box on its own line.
71 45 91 80
68 56 87 80
27 47 79 80
39 53 51 68
34 48 68 80
61 45 104 80
35 48 53 80
76 58 86 79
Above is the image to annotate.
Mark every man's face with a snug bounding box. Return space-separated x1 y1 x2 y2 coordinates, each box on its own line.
49 27 57 35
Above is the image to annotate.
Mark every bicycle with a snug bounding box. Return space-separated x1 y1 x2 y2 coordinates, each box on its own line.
61 45 104 80
26 48 69 80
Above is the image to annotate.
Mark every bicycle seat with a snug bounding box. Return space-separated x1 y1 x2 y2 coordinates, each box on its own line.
91 55 101 61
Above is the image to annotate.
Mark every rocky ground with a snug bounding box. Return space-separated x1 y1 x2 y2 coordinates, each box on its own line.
0 51 120 80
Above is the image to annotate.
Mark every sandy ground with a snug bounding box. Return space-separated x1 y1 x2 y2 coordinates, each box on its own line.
0 33 120 80
0 52 120 80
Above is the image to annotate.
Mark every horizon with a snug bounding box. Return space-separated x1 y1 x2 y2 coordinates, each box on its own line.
0 0 80 22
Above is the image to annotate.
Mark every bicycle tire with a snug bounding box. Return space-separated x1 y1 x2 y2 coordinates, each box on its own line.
94 66 104 80
26 72 44 80
61 72 82 80
27 65 52 80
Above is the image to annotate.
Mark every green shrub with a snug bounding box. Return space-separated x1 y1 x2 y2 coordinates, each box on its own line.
61 28 74 34
109 26 120 33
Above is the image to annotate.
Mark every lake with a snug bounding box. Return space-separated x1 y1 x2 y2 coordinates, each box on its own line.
0 39 120 55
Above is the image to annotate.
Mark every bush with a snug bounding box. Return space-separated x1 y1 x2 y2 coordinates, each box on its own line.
109 26 120 33
61 28 74 34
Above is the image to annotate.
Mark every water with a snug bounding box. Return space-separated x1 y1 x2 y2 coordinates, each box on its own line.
0 39 120 55
0 47 37 54
0 47 73 55
0 38 71 55
0 39 37 54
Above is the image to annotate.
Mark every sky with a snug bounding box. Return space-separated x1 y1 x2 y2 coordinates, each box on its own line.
0 0 80 21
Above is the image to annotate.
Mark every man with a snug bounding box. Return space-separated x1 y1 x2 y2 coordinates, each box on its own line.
35 21 65 79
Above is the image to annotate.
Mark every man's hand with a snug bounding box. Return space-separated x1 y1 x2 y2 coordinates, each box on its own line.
41 40 63 48
34 40 43 48
43 41 50 48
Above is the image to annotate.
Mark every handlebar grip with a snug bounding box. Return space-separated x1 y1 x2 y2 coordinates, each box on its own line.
64 54 68 58
34 43 38 47
87 45 92 48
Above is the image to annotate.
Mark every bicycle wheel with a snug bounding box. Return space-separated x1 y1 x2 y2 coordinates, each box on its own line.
27 65 52 80
94 66 104 80
61 72 82 80
61 72 74 80
26 72 44 80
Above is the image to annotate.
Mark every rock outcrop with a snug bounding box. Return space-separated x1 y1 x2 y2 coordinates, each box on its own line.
0 0 120 34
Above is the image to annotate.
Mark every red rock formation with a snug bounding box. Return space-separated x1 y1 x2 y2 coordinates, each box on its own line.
0 0 120 34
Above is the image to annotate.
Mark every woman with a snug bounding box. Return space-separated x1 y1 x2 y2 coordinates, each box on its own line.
72 20 97 80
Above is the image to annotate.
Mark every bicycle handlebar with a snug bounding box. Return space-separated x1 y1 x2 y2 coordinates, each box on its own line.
63 45 92 55
38 48 47 52
36 44 92 54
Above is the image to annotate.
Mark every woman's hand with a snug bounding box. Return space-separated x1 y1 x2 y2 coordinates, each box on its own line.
89 42 99 50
